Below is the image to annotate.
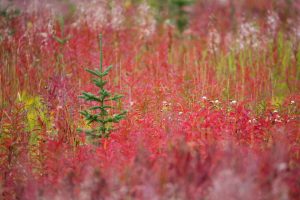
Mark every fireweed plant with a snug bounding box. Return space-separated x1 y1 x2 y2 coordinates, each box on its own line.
78 34 126 141
1 1 300 199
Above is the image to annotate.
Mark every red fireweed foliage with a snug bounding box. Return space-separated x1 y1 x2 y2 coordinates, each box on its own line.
0 0 300 199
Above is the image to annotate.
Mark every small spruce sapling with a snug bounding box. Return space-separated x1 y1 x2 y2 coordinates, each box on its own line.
78 34 126 140
53 16 72 75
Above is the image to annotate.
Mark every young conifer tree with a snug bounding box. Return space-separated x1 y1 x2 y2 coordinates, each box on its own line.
78 34 126 140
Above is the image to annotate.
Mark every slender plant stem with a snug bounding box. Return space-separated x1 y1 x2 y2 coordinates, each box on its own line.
99 34 103 73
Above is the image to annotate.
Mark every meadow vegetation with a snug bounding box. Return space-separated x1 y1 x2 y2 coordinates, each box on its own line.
0 0 299 199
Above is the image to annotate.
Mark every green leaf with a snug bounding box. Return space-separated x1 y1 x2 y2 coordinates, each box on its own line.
103 117 115 123
53 35 70 45
103 65 113 74
100 89 111 99
84 114 99 125
111 94 124 101
79 92 101 102
90 105 112 110
86 67 112 78
76 128 83 132
86 68 102 77
113 111 127 122
79 110 90 117
93 79 107 88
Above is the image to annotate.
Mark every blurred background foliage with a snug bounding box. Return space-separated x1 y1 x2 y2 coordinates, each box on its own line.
1 0 300 34
0 0 299 110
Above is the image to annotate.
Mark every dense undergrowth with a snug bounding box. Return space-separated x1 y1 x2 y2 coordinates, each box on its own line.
0 0 300 199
